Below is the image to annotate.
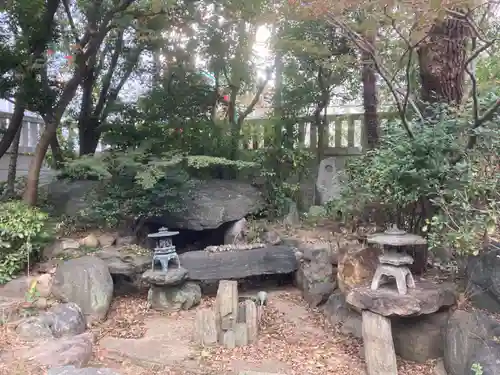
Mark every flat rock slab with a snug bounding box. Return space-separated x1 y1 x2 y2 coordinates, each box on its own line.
346 280 457 317
179 245 298 281
142 268 188 286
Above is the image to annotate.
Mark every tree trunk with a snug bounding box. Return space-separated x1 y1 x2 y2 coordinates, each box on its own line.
23 72 82 206
23 124 54 205
50 136 64 168
79 118 100 155
0 100 25 158
361 32 379 149
417 15 470 106
4 124 22 199
78 71 98 155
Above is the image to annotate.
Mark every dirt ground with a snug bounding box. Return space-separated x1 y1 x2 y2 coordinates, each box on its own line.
0 287 439 375
86 288 436 375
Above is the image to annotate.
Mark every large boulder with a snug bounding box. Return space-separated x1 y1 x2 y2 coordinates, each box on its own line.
444 309 500 375
52 256 114 324
94 245 151 280
158 179 265 230
392 311 450 363
147 282 202 311
466 243 500 313
16 302 86 341
295 247 337 307
322 291 362 338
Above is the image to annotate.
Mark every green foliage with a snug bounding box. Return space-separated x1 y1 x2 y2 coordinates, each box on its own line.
59 150 187 229
254 142 314 217
0 201 53 283
332 99 500 256
424 145 500 256
57 156 112 181
471 362 484 375
61 147 259 229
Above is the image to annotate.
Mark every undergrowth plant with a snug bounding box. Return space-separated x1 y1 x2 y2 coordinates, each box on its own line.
0 201 53 283
254 144 314 217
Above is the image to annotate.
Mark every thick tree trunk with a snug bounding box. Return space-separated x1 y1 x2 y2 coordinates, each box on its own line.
79 120 100 155
78 72 97 155
23 125 54 205
4 124 22 199
417 16 470 106
361 32 379 149
23 73 82 206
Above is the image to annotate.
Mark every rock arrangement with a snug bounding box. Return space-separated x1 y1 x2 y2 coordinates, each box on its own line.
195 280 260 348
348 281 457 375
42 233 151 296
142 267 201 311
203 243 266 253
290 237 500 375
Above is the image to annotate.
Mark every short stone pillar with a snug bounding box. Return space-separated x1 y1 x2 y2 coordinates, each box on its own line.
371 253 416 295
346 281 457 375
194 280 260 348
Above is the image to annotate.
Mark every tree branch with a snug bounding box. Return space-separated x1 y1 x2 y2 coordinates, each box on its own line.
92 30 125 118
464 99 500 152
465 38 498 67
61 0 79 43
99 48 142 124
325 13 415 139
237 66 274 124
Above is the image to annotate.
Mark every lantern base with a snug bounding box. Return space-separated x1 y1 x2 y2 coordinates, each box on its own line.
152 252 180 273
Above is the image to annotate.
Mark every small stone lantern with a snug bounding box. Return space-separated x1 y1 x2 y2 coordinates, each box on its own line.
147 227 181 273
367 225 427 295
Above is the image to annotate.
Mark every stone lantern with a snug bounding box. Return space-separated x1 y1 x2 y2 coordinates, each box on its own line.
367 225 427 295
367 224 428 274
147 227 181 273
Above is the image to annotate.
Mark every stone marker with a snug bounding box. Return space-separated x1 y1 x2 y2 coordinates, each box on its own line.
195 280 261 348
234 322 248 346
315 157 341 204
222 329 236 348
194 309 217 346
245 299 258 343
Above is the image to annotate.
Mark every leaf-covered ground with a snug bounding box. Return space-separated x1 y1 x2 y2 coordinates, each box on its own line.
88 289 436 375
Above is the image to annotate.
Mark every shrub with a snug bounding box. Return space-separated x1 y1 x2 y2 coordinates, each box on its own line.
331 99 500 257
0 201 53 283
63 150 258 231
253 145 314 217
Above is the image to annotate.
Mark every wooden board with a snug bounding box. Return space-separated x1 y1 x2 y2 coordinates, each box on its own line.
179 245 298 281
